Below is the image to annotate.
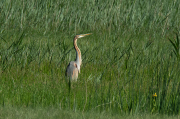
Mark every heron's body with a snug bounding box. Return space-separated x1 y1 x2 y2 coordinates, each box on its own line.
66 33 91 82
66 61 79 81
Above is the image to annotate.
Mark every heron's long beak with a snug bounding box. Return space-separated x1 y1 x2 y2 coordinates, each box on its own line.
78 33 92 38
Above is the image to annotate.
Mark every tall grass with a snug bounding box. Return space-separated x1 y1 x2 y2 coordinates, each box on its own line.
0 0 180 116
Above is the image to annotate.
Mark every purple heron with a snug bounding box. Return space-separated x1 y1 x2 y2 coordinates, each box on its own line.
66 33 92 82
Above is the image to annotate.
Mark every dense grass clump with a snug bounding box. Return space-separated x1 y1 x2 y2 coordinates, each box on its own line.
0 0 180 117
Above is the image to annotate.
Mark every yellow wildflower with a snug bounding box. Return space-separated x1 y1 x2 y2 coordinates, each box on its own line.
153 93 157 97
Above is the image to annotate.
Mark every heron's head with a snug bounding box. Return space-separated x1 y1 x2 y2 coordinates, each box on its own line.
76 33 92 39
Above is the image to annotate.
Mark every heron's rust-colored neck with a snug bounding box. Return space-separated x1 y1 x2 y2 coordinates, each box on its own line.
74 36 82 67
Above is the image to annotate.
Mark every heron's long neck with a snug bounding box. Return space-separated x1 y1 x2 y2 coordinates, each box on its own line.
74 38 82 67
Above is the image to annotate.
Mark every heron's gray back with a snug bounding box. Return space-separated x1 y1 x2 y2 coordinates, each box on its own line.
66 61 78 81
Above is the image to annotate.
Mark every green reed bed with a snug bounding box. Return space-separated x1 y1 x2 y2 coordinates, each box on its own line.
0 0 180 117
